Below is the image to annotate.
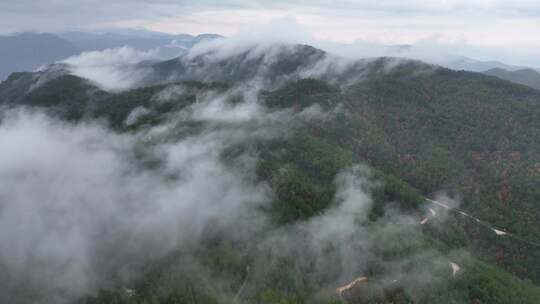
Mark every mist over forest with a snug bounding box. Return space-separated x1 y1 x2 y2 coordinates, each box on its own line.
1 2 540 304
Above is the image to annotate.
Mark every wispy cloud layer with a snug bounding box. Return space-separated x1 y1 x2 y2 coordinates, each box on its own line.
61 47 157 90
0 106 272 301
2 1 538 66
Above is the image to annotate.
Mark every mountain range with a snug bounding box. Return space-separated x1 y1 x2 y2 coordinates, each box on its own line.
483 68 540 90
0 30 222 81
0 32 80 81
3 29 540 92
2 41 540 304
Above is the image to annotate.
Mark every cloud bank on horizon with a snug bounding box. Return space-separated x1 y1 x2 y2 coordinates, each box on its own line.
1 0 539 66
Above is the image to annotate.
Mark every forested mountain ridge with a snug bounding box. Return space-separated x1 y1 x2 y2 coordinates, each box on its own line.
146 44 436 89
1 43 436 94
1 43 540 304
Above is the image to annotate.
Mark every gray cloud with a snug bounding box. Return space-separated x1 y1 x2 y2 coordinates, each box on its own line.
1 1 539 33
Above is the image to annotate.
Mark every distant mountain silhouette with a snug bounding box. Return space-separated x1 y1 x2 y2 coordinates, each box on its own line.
0 32 80 80
484 67 540 90
0 30 223 81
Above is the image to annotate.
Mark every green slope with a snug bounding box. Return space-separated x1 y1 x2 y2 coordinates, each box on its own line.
262 72 540 284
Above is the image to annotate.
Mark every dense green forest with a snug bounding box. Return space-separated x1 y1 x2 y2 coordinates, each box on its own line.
1 47 540 304
264 74 540 283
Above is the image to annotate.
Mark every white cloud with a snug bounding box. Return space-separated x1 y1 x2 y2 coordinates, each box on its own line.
61 47 158 90
0 107 272 301
125 106 151 126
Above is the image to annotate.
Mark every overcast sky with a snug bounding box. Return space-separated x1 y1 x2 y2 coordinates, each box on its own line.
1 0 539 65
